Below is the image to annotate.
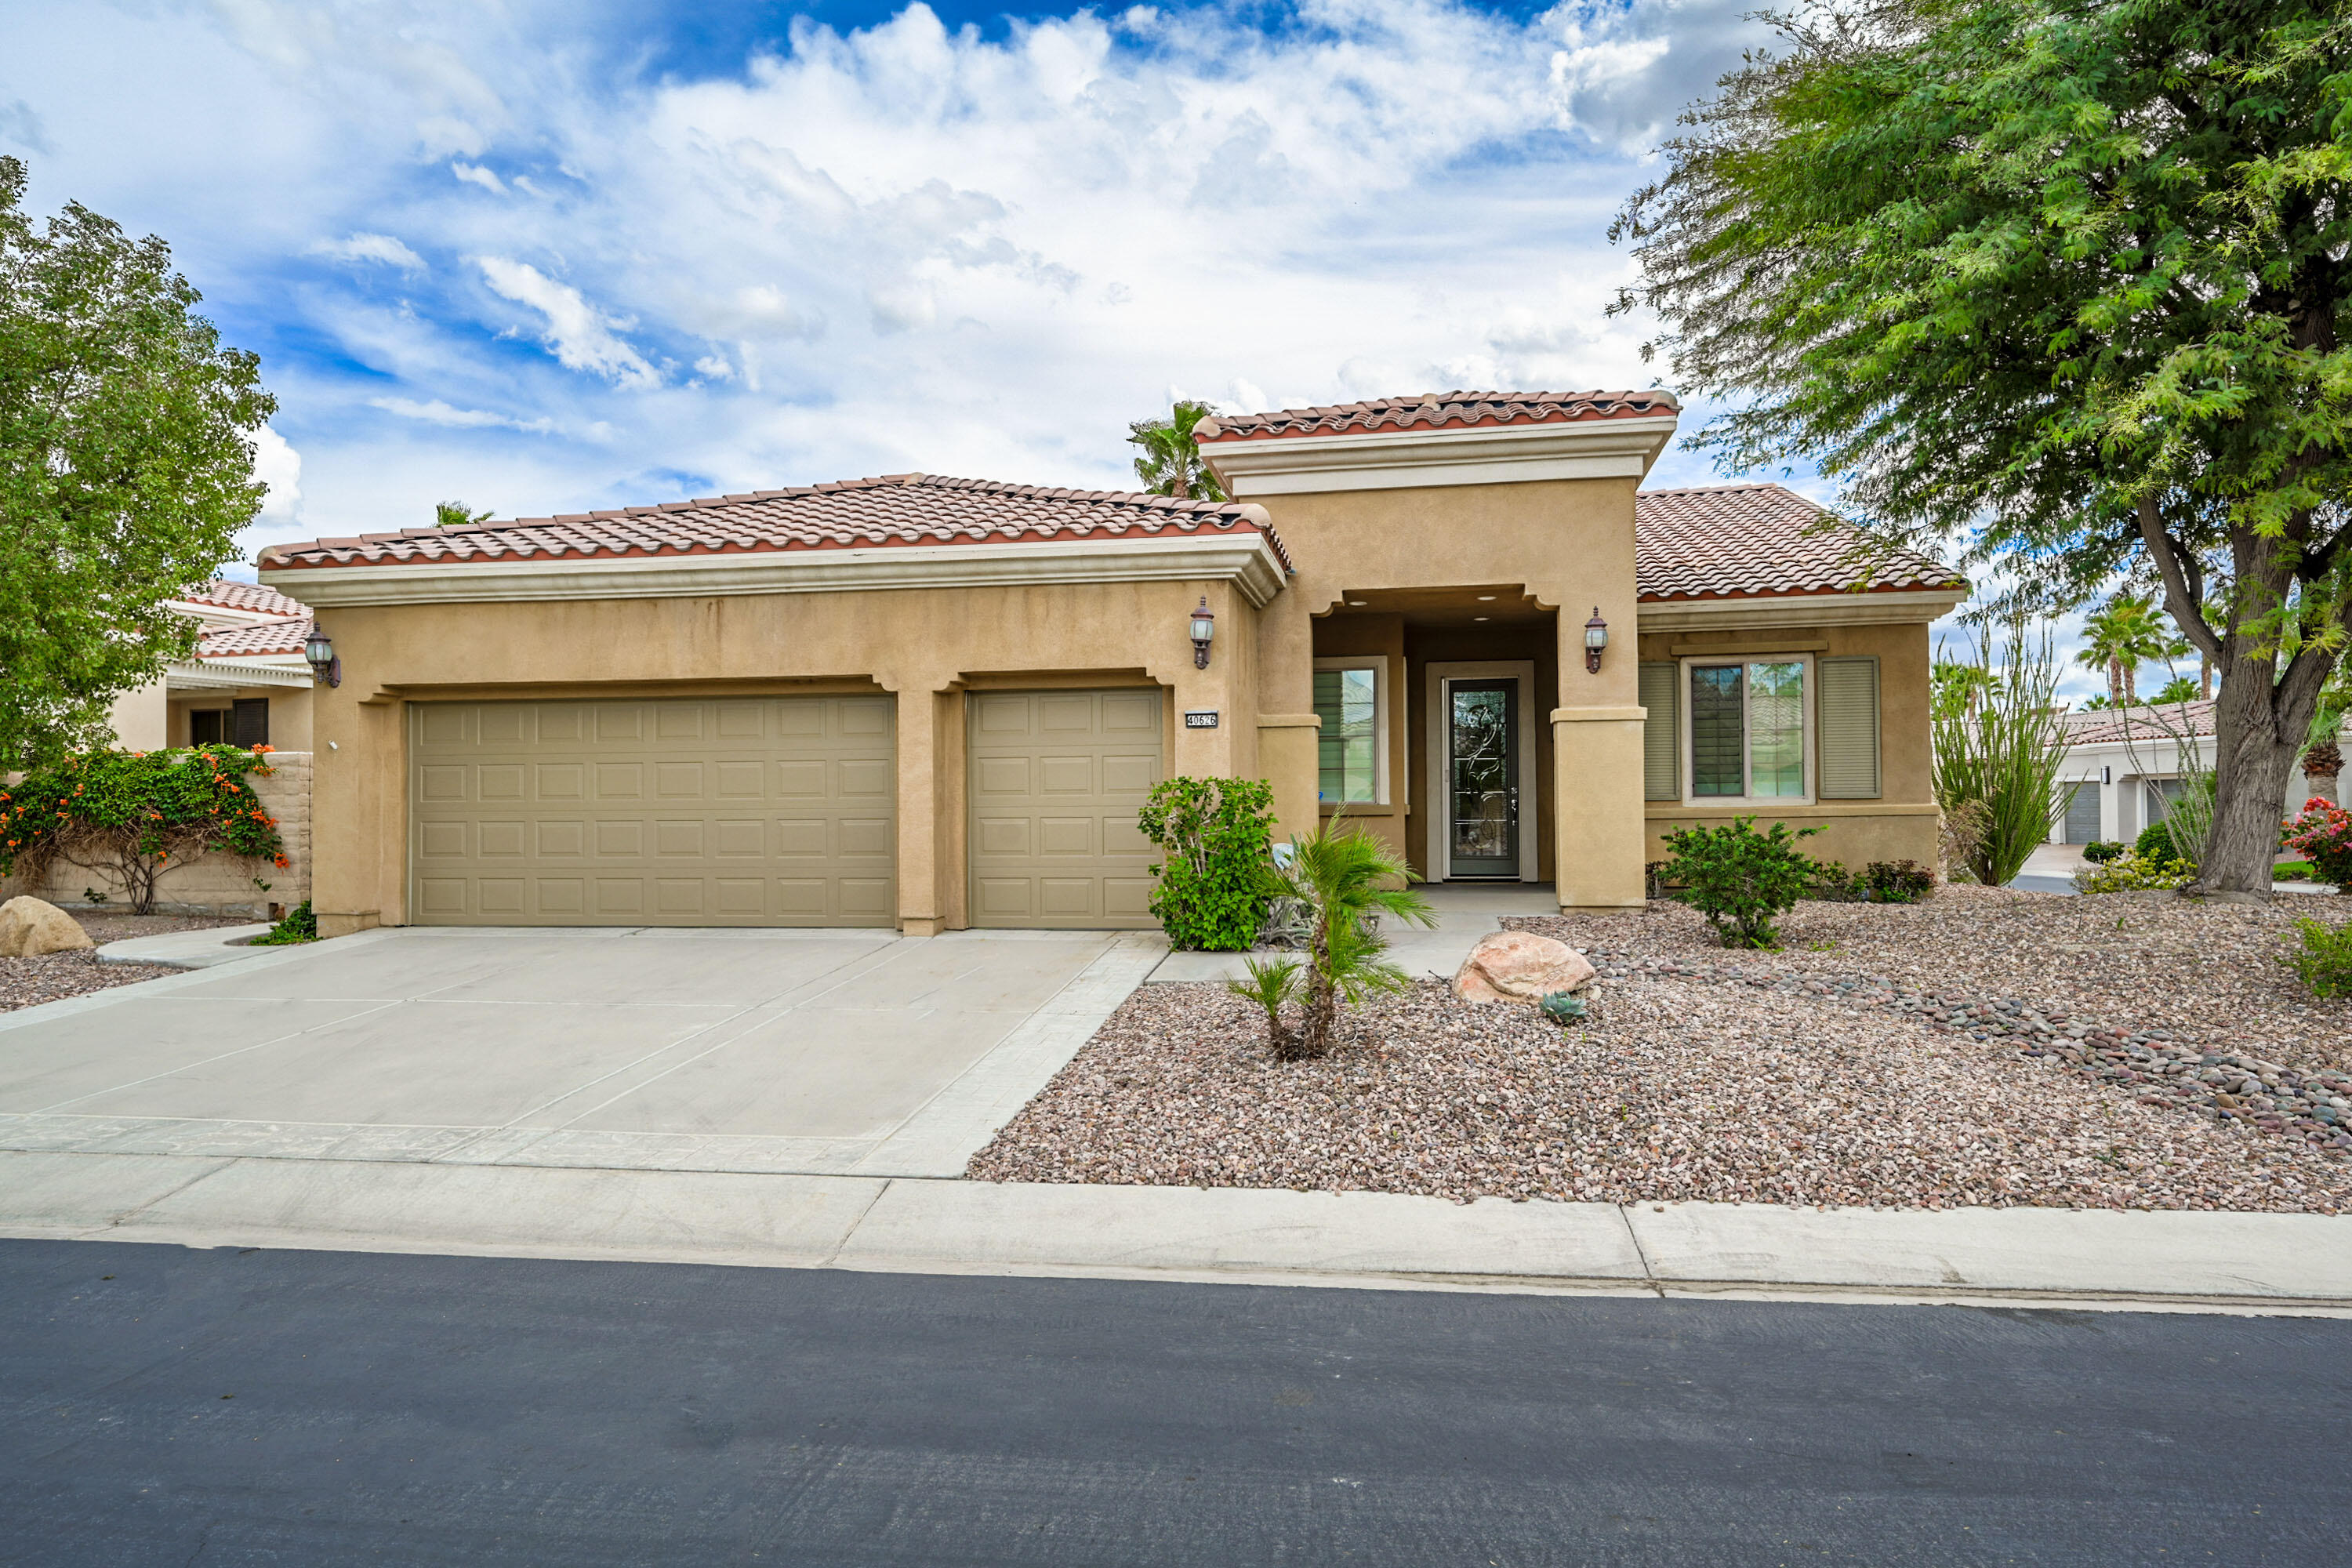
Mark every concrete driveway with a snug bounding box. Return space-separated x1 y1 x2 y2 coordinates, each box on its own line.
0 927 1161 1178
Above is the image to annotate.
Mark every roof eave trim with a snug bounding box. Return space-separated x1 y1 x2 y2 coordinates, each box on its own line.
1203 415 1681 497
1635 586 1968 631
260 534 1292 611
165 657 318 691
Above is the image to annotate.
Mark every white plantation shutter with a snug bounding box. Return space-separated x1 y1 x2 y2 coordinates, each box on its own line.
1817 655 1881 799
1639 662 1679 800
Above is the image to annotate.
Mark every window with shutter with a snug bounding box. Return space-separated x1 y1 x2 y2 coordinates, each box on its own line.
232 697 270 747
1816 656 1880 799
1639 662 1679 800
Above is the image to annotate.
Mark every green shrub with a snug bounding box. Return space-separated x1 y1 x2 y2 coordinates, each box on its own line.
1807 859 1867 902
2285 918 2352 999
2074 850 2194 894
249 900 318 946
0 746 288 914
2135 818 2193 870
2276 862 2314 881
1657 817 1825 949
1863 859 1936 902
2082 840 2125 864
1135 777 1279 950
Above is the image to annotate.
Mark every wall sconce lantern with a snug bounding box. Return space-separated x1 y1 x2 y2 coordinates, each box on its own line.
1189 597 1216 670
303 626 341 688
1583 607 1609 674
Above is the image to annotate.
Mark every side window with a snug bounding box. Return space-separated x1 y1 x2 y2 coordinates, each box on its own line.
1312 662 1383 804
1683 657 1812 803
232 698 270 747
190 709 227 745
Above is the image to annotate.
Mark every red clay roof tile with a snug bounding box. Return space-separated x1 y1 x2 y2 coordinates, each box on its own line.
174 579 310 618
260 474 1290 572
197 616 314 658
1197 390 1679 442
1633 483 1961 602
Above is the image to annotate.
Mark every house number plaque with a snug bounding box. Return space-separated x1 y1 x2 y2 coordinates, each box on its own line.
1183 710 1220 729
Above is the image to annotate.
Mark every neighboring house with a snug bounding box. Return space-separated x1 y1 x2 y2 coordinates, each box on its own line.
102 580 318 752
2046 699 2337 846
257 390 1965 938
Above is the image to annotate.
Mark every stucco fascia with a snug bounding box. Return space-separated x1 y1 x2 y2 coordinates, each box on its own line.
1203 416 1679 496
261 534 1289 611
1635 588 1965 631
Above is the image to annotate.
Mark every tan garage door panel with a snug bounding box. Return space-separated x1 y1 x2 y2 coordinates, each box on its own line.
410 696 894 927
968 688 1163 930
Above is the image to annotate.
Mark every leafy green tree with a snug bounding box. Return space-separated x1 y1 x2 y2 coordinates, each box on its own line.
1612 0 2352 898
0 155 275 768
434 500 492 528
1126 400 1226 501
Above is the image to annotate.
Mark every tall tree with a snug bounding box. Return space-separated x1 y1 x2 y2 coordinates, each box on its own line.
0 155 274 768
1126 400 1226 501
1612 0 2352 897
2074 593 2174 704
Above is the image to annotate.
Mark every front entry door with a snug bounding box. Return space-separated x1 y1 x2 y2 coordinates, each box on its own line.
1446 678 1519 877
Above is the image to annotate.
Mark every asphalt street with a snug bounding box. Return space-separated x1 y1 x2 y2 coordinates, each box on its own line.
2 1238 2346 1566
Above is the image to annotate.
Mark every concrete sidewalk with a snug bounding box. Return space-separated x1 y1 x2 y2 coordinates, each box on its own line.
1147 882 1559 985
6 1150 2345 1316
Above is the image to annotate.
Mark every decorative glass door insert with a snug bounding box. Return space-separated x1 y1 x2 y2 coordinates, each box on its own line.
1447 679 1518 877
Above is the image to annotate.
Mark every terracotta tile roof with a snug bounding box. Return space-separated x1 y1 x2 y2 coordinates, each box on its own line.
2060 699 2216 745
198 616 313 659
259 473 1290 572
175 579 310 618
1196 389 1679 443
1633 483 1962 602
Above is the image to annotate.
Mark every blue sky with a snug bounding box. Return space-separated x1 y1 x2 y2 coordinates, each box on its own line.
1 0 2114 701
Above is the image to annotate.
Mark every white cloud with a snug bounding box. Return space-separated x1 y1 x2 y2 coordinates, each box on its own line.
476 257 661 390
450 160 505 193
13 0 1779 538
307 231 425 271
251 423 301 522
370 396 557 434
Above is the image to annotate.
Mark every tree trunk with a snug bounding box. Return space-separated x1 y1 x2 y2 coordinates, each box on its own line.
2107 659 2123 706
1300 927 1335 1057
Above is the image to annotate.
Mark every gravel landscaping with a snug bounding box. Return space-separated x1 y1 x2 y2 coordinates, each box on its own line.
0 911 246 1014
968 889 2352 1214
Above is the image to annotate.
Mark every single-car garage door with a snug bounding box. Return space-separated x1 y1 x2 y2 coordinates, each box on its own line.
410 696 894 927
967 689 1163 929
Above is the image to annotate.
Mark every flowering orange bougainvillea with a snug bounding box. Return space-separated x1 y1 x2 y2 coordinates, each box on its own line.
0 745 285 915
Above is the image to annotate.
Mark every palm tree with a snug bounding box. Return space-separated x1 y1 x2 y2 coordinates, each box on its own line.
1127 401 1226 501
2073 593 2172 705
1229 819 1435 1059
2149 673 2201 706
434 500 492 528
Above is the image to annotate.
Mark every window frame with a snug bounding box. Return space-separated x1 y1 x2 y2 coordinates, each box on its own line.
1675 652 1819 808
1312 655 1390 808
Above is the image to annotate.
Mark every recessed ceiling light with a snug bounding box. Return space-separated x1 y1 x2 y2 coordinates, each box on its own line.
1476 594 1497 601
1473 615 1490 622
1346 600 1366 607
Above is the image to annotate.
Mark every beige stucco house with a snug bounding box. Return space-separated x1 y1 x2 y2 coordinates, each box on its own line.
102 580 318 753
257 390 1964 939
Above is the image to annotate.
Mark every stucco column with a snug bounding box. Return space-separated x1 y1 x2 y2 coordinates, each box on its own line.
1552 590 1646 911
312 691 399 937
891 682 948 937
1254 582 1319 839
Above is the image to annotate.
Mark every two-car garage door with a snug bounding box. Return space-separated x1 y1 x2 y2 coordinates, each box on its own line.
408 688 1165 930
410 697 895 927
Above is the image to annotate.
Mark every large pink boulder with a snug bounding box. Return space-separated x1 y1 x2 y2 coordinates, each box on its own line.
1452 931 1595 1005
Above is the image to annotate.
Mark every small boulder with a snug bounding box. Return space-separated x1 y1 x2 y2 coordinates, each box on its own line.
0 896 96 958
1453 930 1595 1005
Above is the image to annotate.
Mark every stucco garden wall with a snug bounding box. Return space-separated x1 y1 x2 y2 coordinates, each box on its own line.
9 752 311 919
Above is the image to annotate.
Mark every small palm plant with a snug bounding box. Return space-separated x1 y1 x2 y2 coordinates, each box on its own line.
1227 820 1435 1060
